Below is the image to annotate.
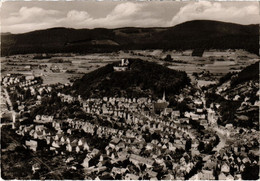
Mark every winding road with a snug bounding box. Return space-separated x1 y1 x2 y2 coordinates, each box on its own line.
196 81 227 152
211 127 227 152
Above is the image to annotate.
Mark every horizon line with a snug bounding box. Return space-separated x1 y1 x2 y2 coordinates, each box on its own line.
2 19 259 35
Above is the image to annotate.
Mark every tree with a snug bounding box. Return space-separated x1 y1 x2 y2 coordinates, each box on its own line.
140 164 147 171
212 135 220 147
185 139 192 151
151 132 161 141
204 143 213 153
192 72 198 78
164 54 173 62
115 174 122 180
122 158 130 168
198 141 205 152
242 164 259 180
177 101 190 115
25 89 31 100
13 102 18 111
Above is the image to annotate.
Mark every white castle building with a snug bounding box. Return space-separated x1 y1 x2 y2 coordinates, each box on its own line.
113 59 129 72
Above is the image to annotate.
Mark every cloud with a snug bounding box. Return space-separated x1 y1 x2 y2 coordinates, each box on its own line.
66 10 90 22
2 6 61 33
2 3 167 33
54 2 167 29
60 2 160 28
5 7 60 25
169 1 260 26
109 2 143 18
2 2 260 33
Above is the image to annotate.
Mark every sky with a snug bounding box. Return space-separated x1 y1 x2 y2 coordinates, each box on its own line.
1 1 260 34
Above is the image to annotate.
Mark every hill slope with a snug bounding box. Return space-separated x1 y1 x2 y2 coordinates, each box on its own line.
72 59 190 98
230 61 259 86
206 62 259 129
1 20 259 56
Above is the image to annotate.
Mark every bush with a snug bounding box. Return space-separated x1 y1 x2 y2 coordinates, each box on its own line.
164 54 173 62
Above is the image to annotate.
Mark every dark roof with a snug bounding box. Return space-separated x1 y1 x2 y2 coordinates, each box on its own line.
143 107 150 112
154 102 168 110
100 174 114 180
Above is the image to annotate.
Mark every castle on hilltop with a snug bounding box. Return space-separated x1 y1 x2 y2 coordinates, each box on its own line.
113 59 129 72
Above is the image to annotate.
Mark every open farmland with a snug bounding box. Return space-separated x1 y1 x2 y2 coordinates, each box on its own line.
1 49 259 86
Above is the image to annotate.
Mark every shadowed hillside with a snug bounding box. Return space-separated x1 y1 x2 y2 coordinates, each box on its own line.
1 20 259 56
206 61 259 130
230 61 259 86
72 59 190 98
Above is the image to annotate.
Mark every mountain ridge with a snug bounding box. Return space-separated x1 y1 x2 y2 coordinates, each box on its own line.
1 20 259 56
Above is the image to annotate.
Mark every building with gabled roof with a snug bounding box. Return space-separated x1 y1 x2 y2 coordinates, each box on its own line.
130 154 154 168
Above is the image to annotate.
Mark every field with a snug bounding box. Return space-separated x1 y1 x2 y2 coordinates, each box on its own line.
1 49 259 86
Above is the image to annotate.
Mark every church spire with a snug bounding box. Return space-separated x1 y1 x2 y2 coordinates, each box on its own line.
163 90 165 101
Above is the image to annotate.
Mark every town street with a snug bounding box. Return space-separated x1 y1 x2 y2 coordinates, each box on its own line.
3 88 13 110
212 127 227 152
195 81 227 152
1 88 16 126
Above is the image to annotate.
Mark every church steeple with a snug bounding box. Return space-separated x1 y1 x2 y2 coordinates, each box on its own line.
157 90 167 103
162 90 165 101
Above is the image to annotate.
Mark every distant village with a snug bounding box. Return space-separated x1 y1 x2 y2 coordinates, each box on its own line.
1 58 259 180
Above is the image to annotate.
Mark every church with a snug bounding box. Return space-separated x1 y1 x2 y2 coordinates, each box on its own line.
153 91 169 115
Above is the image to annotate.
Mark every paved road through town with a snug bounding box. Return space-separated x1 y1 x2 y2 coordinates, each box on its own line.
1 88 16 127
196 82 227 152
211 127 227 152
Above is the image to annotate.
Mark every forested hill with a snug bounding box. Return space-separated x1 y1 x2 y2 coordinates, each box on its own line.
206 61 259 130
1 20 259 56
72 59 190 99
230 61 259 86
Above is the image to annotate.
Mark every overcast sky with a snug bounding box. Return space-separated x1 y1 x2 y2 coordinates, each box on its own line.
1 1 260 34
